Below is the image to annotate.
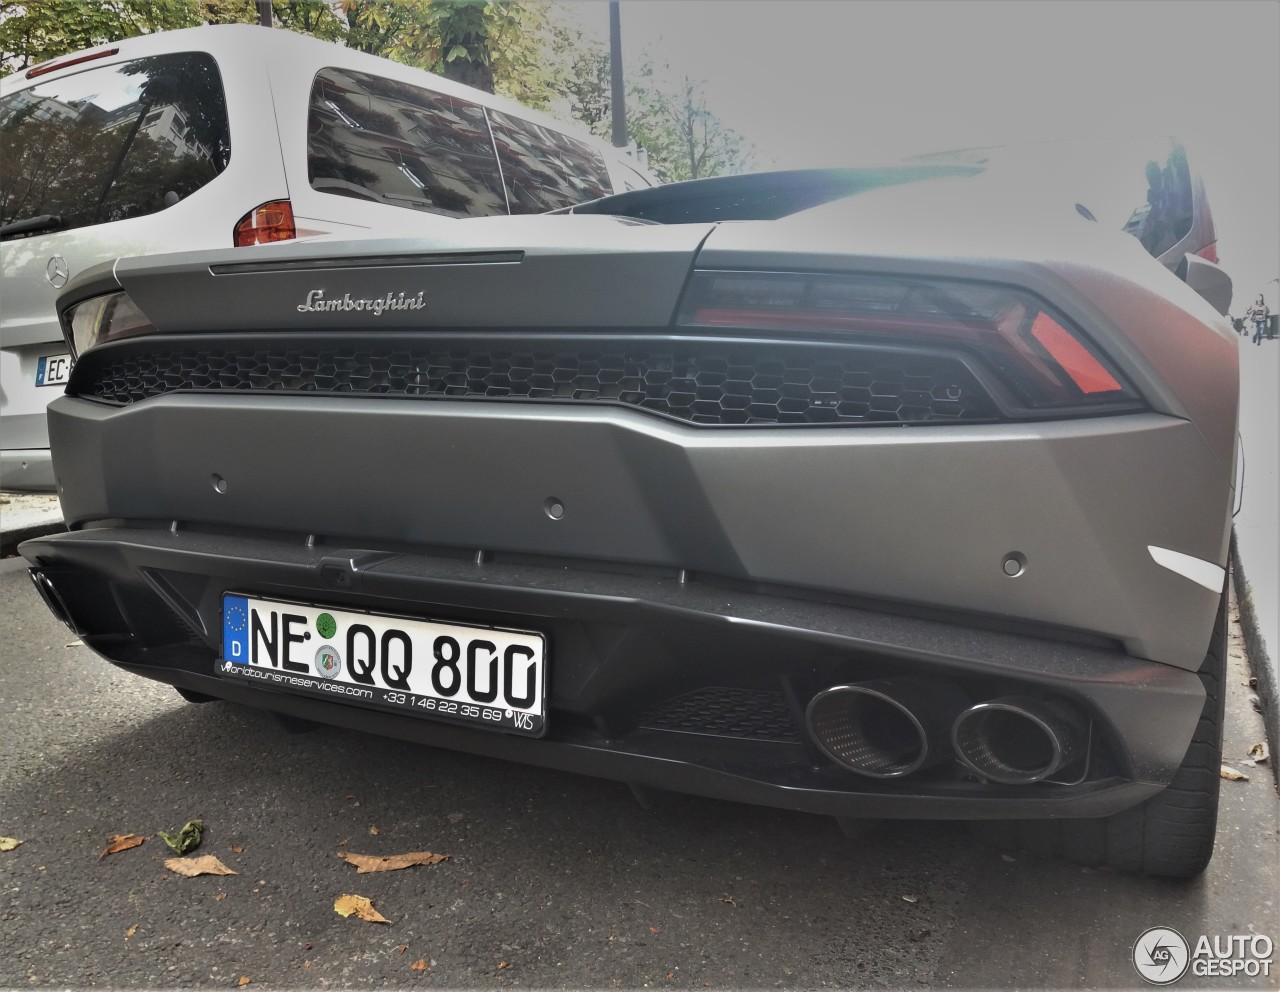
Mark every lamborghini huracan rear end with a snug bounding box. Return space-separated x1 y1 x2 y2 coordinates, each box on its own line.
22 168 1239 876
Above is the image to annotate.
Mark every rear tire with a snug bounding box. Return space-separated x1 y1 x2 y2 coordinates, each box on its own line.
973 588 1227 878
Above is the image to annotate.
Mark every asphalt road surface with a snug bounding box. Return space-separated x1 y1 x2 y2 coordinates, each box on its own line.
1 555 1276 989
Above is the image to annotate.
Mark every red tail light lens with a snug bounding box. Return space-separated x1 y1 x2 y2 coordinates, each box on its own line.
678 271 1137 414
234 200 296 247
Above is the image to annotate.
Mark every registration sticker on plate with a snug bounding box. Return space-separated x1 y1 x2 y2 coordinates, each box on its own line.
35 353 72 386
218 594 546 736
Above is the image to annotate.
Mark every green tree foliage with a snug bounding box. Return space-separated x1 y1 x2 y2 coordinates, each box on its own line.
341 0 566 109
1 0 347 72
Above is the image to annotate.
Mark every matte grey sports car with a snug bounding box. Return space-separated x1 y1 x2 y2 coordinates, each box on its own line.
22 162 1239 878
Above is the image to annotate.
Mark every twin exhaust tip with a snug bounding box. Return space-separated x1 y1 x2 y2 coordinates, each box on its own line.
805 680 1085 784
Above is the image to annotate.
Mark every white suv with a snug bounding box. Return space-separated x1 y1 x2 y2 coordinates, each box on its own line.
0 24 652 491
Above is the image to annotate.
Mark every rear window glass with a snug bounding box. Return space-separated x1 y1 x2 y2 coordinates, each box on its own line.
487 110 613 213
308 67 507 218
0 52 230 239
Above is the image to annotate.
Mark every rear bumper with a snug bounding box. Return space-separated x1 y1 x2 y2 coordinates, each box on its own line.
21 524 1205 820
47 392 1230 670
0 447 54 491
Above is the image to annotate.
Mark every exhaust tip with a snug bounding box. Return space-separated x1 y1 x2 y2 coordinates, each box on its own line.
806 681 936 779
28 569 79 634
952 697 1083 785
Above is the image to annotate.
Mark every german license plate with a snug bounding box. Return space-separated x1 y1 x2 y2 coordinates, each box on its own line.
35 353 72 386
218 594 547 736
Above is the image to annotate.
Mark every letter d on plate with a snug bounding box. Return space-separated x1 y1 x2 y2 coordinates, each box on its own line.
223 595 250 663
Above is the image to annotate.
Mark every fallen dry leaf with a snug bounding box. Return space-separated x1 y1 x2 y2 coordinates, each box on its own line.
901 894 919 904
396 946 408 955
1220 764 1249 781
665 972 675 980
99 834 146 859
125 924 138 940
337 851 449 874
498 961 509 970
0 837 22 852
369 825 380 836
411 960 427 972
333 893 390 924
718 895 737 907
238 977 251 987
303 962 313 970
1247 741 1270 763
164 855 238 877
214 892 227 902
304 943 314 951
230 845 245 854
649 927 660 936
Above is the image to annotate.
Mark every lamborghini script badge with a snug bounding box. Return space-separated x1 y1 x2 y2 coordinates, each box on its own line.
297 289 426 316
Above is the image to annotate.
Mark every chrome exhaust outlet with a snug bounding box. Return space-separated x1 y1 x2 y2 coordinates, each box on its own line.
805 679 967 779
952 697 1085 785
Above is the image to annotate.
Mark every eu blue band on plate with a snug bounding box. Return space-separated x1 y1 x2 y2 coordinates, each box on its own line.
222 595 249 664
35 356 48 386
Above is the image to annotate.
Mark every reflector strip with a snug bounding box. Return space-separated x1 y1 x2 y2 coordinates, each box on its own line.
1147 546 1225 592
1028 312 1123 394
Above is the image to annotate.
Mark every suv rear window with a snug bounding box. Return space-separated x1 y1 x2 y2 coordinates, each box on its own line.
487 109 612 213
308 67 507 219
0 52 230 240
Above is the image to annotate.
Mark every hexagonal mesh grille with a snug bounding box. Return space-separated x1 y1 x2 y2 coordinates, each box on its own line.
639 687 802 743
76 341 999 426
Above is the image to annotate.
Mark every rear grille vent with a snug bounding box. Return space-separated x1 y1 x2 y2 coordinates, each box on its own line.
75 340 999 426
640 687 802 743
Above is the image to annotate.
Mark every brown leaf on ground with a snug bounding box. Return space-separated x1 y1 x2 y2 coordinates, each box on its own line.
0 837 22 851
411 960 427 971
649 927 660 935
99 834 146 859
125 924 138 940
304 942 314 951
1247 741 1270 763
369 825 380 836
214 892 227 902
1220 764 1249 781
333 893 390 924
303 962 313 970
337 851 449 874
164 855 238 877
230 845 245 854
396 945 408 955
901 894 919 903
238 977 251 986
497 961 509 970
718 895 737 907
665 972 675 980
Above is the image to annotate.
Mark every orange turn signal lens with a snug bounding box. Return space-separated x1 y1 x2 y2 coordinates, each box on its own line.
234 200 296 247
1028 312 1123 395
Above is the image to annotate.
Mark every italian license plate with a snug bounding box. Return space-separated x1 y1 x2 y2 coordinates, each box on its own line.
35 353 72 386
218 594 547 736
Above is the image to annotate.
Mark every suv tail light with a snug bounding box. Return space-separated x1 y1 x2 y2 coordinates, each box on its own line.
677 270 1138 414
234 200 296 247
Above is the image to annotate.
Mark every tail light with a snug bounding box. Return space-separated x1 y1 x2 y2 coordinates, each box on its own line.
234 200 296 247
1194 242 1219 264
677 271 1138 414
65 292 155 358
